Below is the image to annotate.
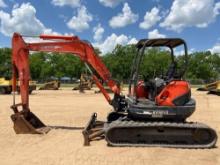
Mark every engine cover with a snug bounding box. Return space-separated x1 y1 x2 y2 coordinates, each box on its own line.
156 80 191 106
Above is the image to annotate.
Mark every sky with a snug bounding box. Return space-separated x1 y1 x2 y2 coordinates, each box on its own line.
0 0 220 54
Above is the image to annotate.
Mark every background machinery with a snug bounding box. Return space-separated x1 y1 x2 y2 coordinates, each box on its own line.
39 80 60 90
0 77 12 94
0 77 36 94
73 73 94 92
197 80 220 95
10 33 217 148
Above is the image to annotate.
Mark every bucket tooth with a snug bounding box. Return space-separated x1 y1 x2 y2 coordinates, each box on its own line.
11 111 50 134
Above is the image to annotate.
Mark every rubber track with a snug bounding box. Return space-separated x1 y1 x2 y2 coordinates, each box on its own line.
105 120 217 149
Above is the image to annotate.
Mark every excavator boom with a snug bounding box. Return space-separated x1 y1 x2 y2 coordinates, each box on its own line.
12 33 120 107
11 33 122 134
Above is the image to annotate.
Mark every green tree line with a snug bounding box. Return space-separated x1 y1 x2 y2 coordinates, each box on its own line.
0 45 219 83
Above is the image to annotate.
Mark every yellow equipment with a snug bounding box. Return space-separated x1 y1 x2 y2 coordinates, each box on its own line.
73 74 94 92
0 77 12 94
0 77 37 94
197 80 220 95
39 80 60 90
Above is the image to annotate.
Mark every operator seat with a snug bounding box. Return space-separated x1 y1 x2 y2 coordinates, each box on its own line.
144 62 178 101
144 78 165 101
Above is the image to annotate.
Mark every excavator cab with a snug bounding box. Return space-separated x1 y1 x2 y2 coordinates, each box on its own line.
103 39 217 148
127 38 195 121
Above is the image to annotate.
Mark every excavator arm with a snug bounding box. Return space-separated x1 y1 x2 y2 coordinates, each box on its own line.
12 33 122 109
11 33 125 134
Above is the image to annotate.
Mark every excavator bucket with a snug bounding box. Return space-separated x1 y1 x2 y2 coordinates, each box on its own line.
10 110 50 134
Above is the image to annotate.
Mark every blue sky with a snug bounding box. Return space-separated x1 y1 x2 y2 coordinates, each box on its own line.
0 0 220 54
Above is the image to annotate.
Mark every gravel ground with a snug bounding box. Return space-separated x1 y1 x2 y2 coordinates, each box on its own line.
0 88 219 165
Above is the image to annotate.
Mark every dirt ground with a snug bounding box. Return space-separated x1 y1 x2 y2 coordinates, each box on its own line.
0 88 219 165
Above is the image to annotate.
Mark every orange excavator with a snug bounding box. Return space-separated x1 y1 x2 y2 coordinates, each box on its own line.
11 33 217 148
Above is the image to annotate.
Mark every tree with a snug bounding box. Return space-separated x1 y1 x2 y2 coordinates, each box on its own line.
139 48 171 79
30 52 48 80
0 47 219 83
0 48 11 79
102 44 137 82
62 54 84 79
186 51 220 82
94 47 102 56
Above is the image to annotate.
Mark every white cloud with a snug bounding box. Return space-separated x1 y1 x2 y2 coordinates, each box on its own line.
128 38 138 44
109 3 138 28
209 43 220 54
148 29 166 39
0 0 6 8
160 0 220 32
93 24 104 42
139 7 161 30
174 48 195 55
67 6 93 32
93 33 137 54
214 2 220 16
0 2 74 44
51 0 80 8
0 3 58 37
99 0 124 8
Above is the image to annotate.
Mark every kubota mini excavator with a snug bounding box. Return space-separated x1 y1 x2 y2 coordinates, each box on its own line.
10 33 217 148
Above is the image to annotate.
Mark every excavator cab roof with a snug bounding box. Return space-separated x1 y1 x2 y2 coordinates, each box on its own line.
135 38 188 74
131 38 189 87
136 38 186 49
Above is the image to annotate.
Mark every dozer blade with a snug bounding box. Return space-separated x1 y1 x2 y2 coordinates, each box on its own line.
82 113 105 146
11 111 51 134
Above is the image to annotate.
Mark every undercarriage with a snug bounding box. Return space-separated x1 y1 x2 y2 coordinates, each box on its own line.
83 113 217 149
